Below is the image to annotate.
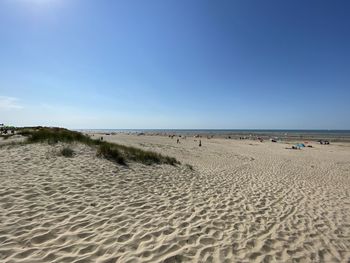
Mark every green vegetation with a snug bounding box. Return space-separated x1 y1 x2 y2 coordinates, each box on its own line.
60 147 74 158
96 142 179 165
18 127 180 166
96 143 126 165
19 127 89 145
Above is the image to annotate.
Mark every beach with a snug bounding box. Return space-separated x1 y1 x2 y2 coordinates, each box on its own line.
1 133 349 262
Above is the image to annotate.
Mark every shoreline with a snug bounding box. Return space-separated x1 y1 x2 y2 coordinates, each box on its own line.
84 130 350 143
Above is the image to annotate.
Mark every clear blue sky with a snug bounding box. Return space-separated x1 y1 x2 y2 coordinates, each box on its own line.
1 0 349 129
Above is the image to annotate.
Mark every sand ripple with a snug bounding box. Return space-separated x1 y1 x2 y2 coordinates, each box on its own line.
0 138 350 262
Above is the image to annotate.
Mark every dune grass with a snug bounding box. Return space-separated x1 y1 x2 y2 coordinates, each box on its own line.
18 127 180 166
60 147 74 158
96 143 126 165
19 127 89 144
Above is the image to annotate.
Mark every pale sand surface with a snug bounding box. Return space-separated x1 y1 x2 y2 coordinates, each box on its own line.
0 134 349 262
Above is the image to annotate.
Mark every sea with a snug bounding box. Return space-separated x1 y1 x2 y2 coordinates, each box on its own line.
78 129 350 141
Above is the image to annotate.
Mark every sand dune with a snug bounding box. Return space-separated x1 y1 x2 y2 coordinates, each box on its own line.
0 135 349 262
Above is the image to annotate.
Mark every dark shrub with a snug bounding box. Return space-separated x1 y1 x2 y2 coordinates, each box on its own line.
61 147 74 157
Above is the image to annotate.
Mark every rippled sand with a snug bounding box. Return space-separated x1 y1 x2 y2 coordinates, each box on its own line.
0 135 349 262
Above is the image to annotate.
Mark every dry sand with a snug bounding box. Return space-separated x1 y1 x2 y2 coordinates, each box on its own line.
0 134 349 262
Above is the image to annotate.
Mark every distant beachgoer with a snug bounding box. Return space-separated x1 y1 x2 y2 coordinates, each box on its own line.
100 136 103 141
177 138 180 144
199 140 202 147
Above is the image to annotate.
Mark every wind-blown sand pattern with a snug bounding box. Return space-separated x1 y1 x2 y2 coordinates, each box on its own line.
0 135 349 262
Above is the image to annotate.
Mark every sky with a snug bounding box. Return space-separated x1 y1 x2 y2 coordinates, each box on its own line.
0 0 349 129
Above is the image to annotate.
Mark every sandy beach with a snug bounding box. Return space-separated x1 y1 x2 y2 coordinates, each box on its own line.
2 0 350 261
1 134 349 262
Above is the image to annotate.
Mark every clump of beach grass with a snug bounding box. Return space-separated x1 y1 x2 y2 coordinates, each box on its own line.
60 147 74 158
18 127 180 166
96 142 179 165
110 143 179 165
97 143 126 165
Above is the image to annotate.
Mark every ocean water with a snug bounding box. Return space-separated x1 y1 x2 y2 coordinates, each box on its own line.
78 129 350 138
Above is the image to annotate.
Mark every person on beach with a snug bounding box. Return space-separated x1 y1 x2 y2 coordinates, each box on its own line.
199 140 202 147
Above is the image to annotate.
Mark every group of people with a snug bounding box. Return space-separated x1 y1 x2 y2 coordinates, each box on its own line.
173 135 201 147
318 140 330 145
